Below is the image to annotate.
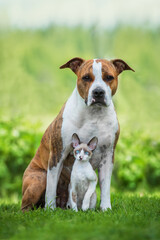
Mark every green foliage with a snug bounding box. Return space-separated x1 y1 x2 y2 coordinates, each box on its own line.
0 118 160 198
114 131 160 190
0 118 41 197
0 26 160 136
0 193 160 240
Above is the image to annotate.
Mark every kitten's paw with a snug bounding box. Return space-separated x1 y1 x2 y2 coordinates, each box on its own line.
73 206 78 212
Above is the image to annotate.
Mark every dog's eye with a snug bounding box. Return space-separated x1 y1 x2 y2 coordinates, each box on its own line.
104 75 114 81
82 75 92 82
75 150 80 154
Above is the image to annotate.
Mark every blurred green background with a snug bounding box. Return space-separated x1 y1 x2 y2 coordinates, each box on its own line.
0 3 160 199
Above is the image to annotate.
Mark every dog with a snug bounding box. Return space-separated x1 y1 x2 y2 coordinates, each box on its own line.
21 57 134 211
67 133 98 212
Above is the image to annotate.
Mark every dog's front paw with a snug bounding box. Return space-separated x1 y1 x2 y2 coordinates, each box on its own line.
45 200 56 210
45 205 55 211
100 201 111 211
82 203 89 211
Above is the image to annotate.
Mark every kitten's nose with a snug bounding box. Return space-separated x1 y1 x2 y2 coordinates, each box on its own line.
79 156 82 160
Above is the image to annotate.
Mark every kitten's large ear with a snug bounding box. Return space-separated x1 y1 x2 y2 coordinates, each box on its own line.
87 137 98 151
111 59 135 75
60 57 85 74
72 133 81 148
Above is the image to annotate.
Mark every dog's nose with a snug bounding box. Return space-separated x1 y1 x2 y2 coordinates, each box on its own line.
93 88 105 99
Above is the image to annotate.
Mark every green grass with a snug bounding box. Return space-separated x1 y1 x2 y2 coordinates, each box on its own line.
0 192 160 240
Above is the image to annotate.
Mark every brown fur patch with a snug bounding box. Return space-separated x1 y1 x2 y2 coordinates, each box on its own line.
21 104 65 211
49 104 65 169
21 167 46 211
56 153 75 208
98 59 119 96
77 60 95 100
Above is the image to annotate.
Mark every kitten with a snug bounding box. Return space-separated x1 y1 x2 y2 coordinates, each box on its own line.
67 133 98 211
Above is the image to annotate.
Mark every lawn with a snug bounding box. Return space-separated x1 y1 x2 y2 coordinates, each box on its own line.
0 192 160 240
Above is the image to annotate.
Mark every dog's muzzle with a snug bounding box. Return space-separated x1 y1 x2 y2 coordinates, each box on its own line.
91 87 106 106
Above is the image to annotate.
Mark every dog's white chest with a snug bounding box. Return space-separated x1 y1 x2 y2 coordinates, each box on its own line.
61 88 118 168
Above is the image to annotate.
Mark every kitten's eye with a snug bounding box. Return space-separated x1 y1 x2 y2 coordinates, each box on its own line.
75 150 80 154
82 75 92 82
85 151 89 155
104 75 114 82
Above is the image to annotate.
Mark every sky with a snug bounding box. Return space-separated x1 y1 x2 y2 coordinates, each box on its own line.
0 0 160 29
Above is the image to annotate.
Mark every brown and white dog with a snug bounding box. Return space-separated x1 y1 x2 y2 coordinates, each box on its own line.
21 57 134 211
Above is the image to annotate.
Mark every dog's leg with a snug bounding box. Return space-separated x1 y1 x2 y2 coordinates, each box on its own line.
21 168 46 211
82 180 97 211
98 151 113 211
45 159 63 210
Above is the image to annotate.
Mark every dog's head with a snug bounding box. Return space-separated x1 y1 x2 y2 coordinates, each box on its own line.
60 57 134 107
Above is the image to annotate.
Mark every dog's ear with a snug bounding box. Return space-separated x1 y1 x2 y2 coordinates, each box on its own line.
60 57 85 74
111 59 135 75
72 133 81 148
87 137 98 151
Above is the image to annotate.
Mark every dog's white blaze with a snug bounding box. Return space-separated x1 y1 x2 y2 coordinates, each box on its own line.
87 59 112 107
92 59 102 84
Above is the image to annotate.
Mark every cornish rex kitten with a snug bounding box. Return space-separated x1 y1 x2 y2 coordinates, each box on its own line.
67 133 98 211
